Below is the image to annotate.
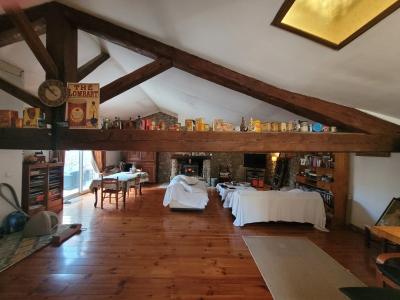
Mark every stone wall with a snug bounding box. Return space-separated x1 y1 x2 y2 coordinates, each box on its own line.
210 152 246 181
158 152 173 183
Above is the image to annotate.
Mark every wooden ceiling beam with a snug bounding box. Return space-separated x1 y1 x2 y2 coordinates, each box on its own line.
0 76 52 118
78 52 110 82
2 3 58 79
0 2 49 32
0 18 46 48
0 128 399 152
59 3 400 135
100 58 172 103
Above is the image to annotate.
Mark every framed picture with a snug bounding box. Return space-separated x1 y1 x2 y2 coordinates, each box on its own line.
65 83 100 129
376 198 400 226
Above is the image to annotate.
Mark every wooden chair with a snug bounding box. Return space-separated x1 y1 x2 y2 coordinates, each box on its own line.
129 176 142 197
101 176 124 209
376 252 400 288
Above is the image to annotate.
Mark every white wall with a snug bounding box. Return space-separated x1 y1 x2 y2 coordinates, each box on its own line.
0 68 25 222
106 151 121 166
349 153 400 228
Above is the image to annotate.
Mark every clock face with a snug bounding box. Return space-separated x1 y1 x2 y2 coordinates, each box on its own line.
38 79 67 107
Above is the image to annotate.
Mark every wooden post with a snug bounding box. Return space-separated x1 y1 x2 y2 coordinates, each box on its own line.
45 3 78 146
331 153 350 227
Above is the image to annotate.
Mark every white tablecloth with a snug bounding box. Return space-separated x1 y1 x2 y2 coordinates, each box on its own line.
90 171 149 191
230 190 327 231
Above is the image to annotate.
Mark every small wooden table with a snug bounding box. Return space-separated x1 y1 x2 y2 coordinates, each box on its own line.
90 171 149 208
371 226 400 251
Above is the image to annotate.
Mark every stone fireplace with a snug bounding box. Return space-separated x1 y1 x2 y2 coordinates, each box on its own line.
170 152 212 180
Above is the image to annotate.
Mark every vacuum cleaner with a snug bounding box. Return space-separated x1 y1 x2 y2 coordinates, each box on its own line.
0 183 59 237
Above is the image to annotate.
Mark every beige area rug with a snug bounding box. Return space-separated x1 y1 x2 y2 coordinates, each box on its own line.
0 224 78 273
243 236 365 300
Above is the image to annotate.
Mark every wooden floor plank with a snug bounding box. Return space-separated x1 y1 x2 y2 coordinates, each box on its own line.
0 187 376 299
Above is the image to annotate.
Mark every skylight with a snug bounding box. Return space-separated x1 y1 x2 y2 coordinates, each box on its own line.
272 0 400 49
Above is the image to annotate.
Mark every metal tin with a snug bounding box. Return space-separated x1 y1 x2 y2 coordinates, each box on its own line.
271 122 279 132
300 121 309 132
330 126 337 132
261 122 271 132
287 121 294 132
185 119 194 131
280 122 287 132
195 118 204 131
254 119 261 132
312 122 323 132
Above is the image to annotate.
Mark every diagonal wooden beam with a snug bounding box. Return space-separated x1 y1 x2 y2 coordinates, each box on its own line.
78 52 110 82
59 3 400 135
2 3 58 78
0 3 49 32
0 76 52 119
0 18 46 48
100 58 172 103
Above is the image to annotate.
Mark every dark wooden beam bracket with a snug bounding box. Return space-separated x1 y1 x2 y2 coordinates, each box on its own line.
100 58 172 103
78 52 110 82
2 3 58 78
0 18 46 48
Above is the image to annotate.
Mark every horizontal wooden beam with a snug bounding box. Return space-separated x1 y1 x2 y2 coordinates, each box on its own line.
1 128 398 152
59 3 400 135
77 52 110 82
0 128 51 149
0 76 52 119
0 18 46 48
3 3 58 78
100 58 172 103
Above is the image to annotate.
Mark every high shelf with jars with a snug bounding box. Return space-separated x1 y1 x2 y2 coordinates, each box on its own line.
22 162 64 215
295 153 349 226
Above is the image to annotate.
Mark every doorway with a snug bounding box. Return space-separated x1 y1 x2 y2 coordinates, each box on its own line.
63 150 98 199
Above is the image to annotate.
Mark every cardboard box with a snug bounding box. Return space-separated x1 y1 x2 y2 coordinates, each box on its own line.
0 110 19 128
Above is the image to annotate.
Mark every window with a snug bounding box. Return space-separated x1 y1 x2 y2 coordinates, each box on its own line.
272 0 400 49
63 150 97 199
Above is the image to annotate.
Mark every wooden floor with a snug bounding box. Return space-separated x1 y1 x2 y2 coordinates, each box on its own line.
0 187 377 299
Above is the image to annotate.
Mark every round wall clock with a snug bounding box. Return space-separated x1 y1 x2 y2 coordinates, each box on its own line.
38 79 67 107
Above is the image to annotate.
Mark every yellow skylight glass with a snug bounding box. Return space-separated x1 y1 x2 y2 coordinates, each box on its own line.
277 0 399 47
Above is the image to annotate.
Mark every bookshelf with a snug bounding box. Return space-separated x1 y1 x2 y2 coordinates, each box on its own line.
295 153 349 226
22 162 64 215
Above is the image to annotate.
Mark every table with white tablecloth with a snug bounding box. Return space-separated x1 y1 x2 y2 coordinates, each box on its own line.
90 171 149 207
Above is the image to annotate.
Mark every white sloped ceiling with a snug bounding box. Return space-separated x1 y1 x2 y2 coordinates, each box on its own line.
1 0 400 124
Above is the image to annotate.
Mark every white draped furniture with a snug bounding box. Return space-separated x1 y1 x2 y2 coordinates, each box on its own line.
163 175 209 210
229 189 327 231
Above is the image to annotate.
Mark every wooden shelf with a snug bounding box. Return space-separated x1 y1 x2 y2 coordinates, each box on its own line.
22 162 64 215
1 128 399 152
296 153 349 227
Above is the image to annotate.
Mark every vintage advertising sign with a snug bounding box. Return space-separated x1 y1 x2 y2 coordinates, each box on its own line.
65 83 100 129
